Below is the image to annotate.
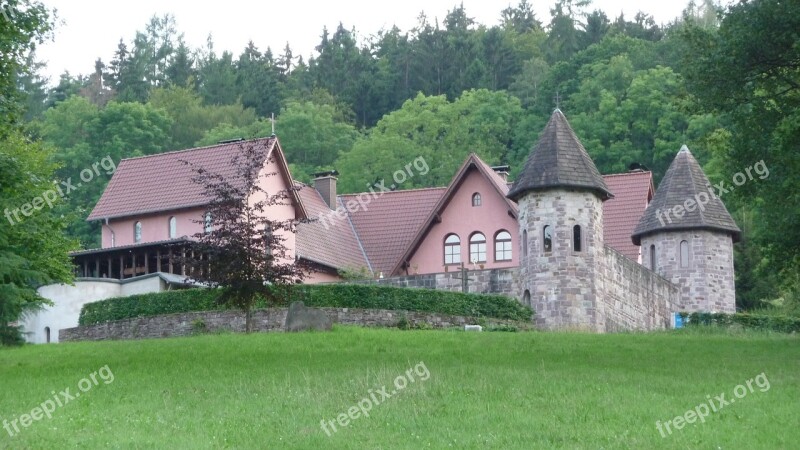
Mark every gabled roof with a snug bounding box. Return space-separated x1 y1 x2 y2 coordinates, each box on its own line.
341 187 446 276
295 184 371 272
507 109 613 201
88 137 306 221
632 146 741 244
390 153 518 275
602 171 654 261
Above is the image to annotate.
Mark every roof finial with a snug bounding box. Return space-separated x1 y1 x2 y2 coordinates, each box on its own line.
553 91 561 111
270 113 276 136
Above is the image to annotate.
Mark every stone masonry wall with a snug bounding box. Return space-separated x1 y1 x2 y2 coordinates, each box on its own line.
641 230 735 313
517 189 605 331
597 245 679 331
59 308 526 342
355 267 521 297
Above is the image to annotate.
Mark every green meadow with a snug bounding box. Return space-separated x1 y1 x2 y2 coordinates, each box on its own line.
1 327 798 449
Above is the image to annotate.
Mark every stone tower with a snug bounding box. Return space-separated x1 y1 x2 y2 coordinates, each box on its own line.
507 109 613 331
632 146 740 313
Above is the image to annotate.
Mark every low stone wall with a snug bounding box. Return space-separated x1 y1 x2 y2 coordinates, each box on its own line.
59 307 526 342
597 245 679 332
355 267 521 297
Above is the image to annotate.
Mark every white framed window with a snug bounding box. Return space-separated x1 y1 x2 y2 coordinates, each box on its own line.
134 222 142 243
469 232 487 263
495 230 512 261
444 234 461 265
169 216 177 239
471 192 481 207
204 212 213 234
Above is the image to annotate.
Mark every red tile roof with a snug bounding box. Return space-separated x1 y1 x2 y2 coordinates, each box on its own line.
602 171 654 261
88 137 303 220
340 187 446 276
295 184 370 272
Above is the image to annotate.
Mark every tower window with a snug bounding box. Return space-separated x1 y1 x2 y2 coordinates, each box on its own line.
573 225 582 252
469 232 487 263
650 244 656 270
45 326 51 343
134 221 142 243
543 225 552 253
522 230 528 257
680 240 689 268
471 192 481 207
169 216 177 239
495 230 512 261
444 234 461 264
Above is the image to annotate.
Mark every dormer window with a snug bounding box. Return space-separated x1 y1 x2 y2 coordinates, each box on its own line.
471 192 481 207
134 222 142 243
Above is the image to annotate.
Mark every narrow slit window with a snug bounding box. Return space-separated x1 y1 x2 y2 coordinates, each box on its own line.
522 230 528 257
543 225 552 253
680 240 689 268
169 217 177 239
134 222 142 243
650 244 656 270
573 225 582 252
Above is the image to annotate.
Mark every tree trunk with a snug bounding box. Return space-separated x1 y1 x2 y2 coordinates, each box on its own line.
245 308 252 333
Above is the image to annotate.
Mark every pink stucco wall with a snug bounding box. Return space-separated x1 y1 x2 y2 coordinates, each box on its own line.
101 154 298 260
406 169 519 275
304 269 342 284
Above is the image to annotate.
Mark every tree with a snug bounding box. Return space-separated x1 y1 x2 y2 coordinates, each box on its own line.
182 140 308 332
1 132 76 345
680 0 800 279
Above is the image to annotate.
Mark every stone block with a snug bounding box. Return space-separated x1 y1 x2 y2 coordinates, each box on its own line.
285 301 333 332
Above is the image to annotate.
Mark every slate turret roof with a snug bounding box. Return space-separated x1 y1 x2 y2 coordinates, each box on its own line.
632 145 741 244
507 109 612 201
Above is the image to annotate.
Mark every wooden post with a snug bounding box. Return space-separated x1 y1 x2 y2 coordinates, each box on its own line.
95 259 100 278
156 249 162 273
119 255 124 279
181 248 186 276
144 251 149 274
82 260 88 278
168 248 173 274
132 252 137 277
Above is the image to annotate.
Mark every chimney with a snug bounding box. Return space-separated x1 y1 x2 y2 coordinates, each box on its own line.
491 165 510 182
313 170 339 209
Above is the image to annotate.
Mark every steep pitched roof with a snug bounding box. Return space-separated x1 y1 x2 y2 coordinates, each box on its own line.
88 137 306 220
507 109 612 201
602 171 654 261
295 184 370 272
632 146 741 244
341 187 446 276
390 153 518 275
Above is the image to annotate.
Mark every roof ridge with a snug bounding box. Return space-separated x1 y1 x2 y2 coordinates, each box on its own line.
118 136 274 163
338 186 448 196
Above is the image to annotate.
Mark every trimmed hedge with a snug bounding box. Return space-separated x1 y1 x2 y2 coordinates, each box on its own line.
79 284 533 326
681 312 800 333
289 284 531 321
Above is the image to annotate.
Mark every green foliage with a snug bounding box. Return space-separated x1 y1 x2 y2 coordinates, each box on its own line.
78 285 533 325
290 284 533 321
684 312 800 334
0 132 77 344
79 289 220 326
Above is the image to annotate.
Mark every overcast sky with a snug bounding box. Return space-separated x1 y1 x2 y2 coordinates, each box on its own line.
36 0 696 83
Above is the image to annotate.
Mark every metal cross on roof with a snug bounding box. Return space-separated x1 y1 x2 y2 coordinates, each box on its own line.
553 91 561 110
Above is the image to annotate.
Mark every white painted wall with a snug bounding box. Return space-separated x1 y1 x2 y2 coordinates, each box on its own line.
21 275 169 344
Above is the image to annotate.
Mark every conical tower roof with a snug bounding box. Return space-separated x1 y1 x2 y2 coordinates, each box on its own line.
632 145 741 245
507 109 612 201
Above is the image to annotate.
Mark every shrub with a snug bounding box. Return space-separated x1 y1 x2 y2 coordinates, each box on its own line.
289 284 532 321
79 284 533 325
683 311 800 333
79 289 221 326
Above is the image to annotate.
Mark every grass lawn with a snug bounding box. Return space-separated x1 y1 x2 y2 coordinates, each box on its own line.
1 327 798 449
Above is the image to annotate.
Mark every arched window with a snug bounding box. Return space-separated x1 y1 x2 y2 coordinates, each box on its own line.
204 212 213 234
134 222 142 243
168 217 177 239
523 290 531 308
469 232 487 263
471 192 481 207
543 225 552 253
45 326 50 344
444 234 461 265
680 240 689 268
573 225 582 252
522 229 528 257
495 230 512 261
650 244 656 270
110 231 116 248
